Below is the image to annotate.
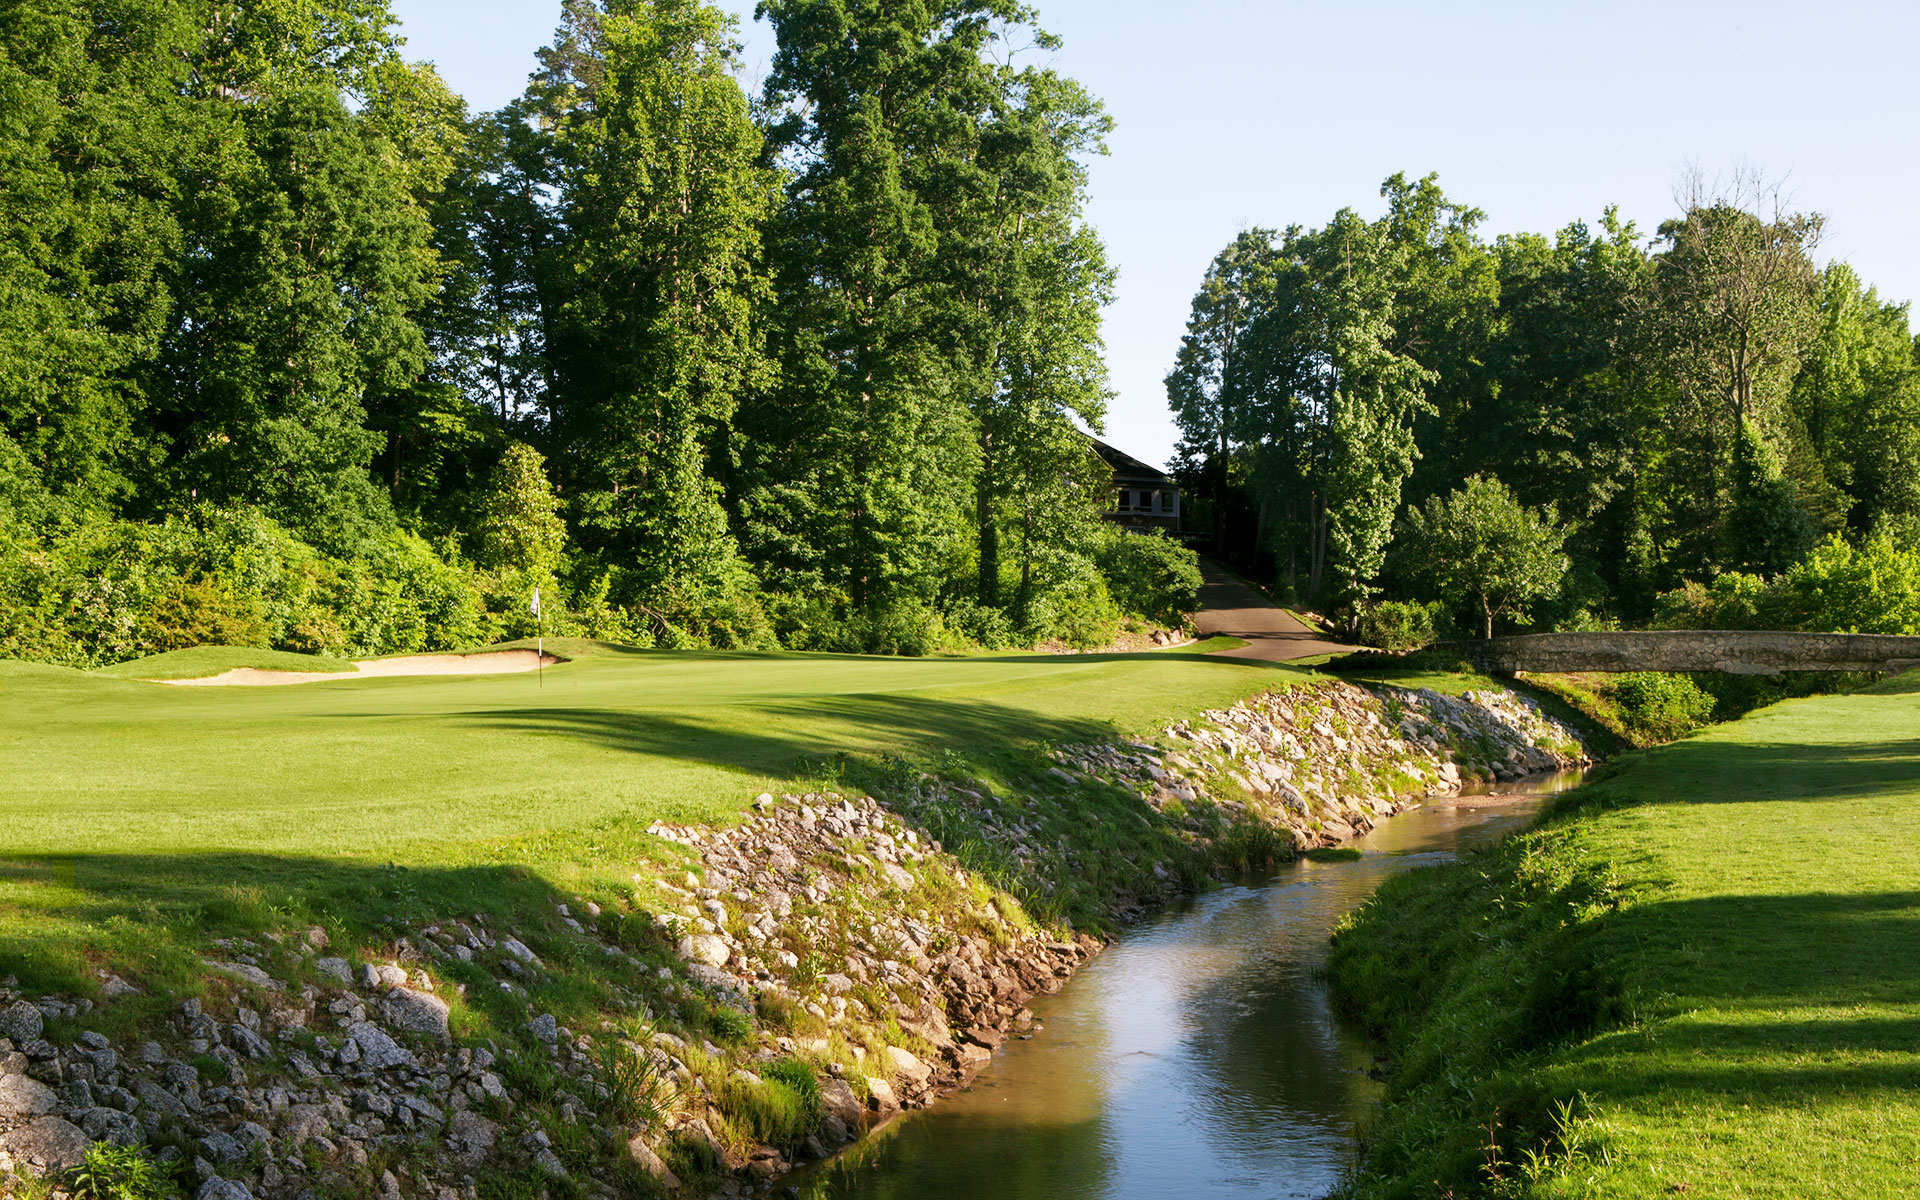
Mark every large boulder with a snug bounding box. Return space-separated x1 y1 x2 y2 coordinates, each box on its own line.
677 934 729 968
445 1110 499 1166
381 988 450 1039
863 1076 899 1113
0 1073 57 1117
626 1134 682 1189
884 1046 930 1087
0 1001 42 1043
0 1115 89 1175
80 1106 144 1147
345 1022 415 1071
818 1077 863 1127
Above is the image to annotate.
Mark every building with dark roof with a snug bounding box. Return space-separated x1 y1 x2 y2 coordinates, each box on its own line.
1088 436 1180 534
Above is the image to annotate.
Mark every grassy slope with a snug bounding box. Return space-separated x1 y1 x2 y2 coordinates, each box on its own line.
90 644 359 678
1330 671 1920 1199
0 637 1301 998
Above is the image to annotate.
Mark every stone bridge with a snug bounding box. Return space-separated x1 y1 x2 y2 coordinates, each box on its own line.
1463 631 1920 676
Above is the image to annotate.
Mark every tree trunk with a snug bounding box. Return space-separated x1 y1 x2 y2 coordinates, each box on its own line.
976 470 999 607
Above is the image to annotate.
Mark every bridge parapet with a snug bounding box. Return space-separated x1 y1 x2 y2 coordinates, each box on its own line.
1464 631 1920 676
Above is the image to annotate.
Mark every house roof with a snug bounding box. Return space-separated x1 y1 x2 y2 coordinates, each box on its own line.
1087 436 1174 485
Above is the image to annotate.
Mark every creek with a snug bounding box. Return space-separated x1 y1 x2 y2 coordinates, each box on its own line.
793 770 1590 1200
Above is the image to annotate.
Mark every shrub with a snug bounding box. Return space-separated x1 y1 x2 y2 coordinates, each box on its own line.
1653 571 1768 629
69 1142 180 1200
942 597 1017 650
1019 546 1122 647
1606 672 1717 742
1769 533 1920 634
1094 529 1202 624
1356 599 1440 651
1654 534 1920 637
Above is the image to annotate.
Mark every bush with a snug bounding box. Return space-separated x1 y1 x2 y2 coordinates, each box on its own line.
69 1141 178 1200
1770 533 1920 634
0 505 494 667
1607 672 1717 742
1356 599 1440 651
1653 571 1768 629
1653 534 1920 636
1019 546 1122 647
1094 529 1202 624
942 597 1017 649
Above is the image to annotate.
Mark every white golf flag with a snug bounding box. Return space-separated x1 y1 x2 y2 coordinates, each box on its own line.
529 587 541 616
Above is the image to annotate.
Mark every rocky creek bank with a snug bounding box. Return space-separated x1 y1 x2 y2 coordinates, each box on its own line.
1 680 1585 1200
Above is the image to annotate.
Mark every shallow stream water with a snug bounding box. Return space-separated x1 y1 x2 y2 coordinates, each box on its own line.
794 770 1589 1200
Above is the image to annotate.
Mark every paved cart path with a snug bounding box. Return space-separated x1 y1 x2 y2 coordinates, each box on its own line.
1193 560 1363 662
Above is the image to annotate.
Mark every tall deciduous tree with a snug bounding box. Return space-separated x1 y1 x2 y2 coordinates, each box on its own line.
957 64 1114 610
0 0 200 506
162 84 433 547
1166 229 1281 551
1640 169 1823 575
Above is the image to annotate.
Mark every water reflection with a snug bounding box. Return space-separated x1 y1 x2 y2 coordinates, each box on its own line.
797 772 1585 1200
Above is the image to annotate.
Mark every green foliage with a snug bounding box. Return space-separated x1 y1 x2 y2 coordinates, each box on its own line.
1767 533 1920 634
1355 599 1441 652
1655 533 1920 635
1094 530 1202 625
69 1142 181 1200
718 1059 824 1146
1177 168 1918 634
702 1004 752 1044
1727 421 1815 575
595 1039 677 1126
1398 474 1569 638
475 443 566 578
1604 672 1717 743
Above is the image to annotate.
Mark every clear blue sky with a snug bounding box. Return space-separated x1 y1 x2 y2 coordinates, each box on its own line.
389 0 1920 471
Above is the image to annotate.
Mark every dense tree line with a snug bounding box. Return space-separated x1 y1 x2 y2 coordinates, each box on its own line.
1170 171 1920 638
0 0 1196 667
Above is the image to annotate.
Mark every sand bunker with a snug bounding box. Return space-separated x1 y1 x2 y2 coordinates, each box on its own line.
157 649 561 686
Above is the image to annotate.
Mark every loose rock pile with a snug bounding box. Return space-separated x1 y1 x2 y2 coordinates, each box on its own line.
2 680 1585 1200
1056 680 1588 849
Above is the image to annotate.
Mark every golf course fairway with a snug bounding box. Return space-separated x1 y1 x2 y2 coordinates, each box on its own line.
0 637 1293 995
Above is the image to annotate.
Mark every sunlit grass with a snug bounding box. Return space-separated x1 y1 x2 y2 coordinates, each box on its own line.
1332 674 1920 1198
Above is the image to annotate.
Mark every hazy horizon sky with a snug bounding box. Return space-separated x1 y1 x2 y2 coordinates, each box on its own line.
389 0 1920 471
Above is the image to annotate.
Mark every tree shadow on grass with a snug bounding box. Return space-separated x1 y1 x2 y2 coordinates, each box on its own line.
1533 887 1920 1114
1594 732 1920 806
454 694 1129 777
0 850 604 1006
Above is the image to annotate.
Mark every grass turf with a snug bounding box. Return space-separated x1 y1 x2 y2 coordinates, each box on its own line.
0 636 1303 999
90 645 360 679
1329 671 1920 1199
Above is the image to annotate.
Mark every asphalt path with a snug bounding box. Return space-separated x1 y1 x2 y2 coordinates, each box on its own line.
1193 560 1363 662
